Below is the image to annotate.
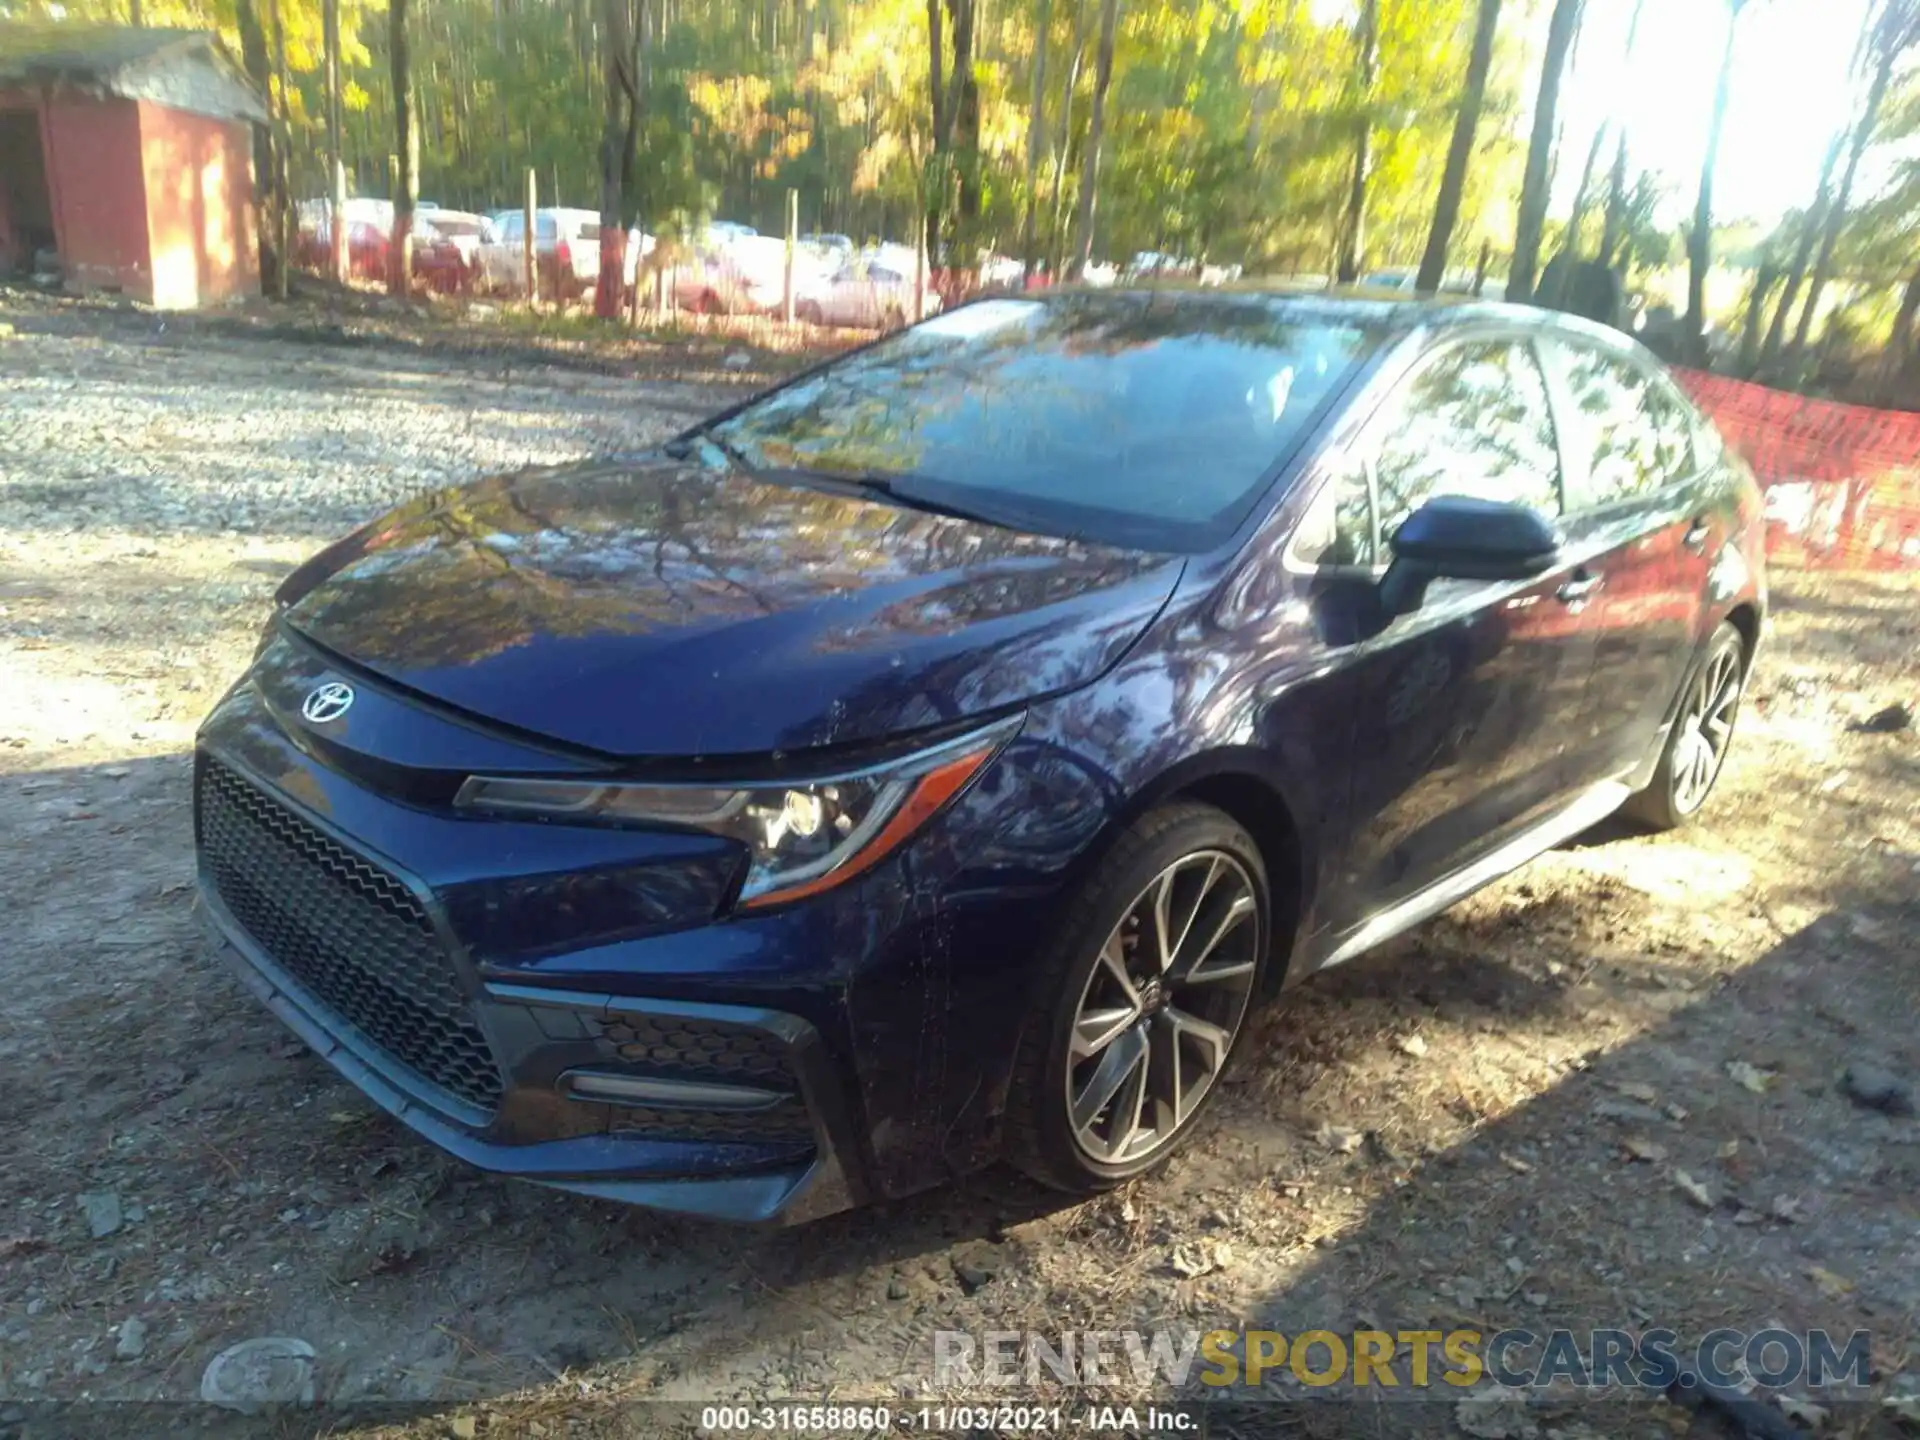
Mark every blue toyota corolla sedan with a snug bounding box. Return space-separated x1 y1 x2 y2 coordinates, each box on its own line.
195 289 1766 1222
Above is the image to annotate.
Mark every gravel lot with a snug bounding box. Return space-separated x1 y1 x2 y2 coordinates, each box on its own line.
1 302 1917 1439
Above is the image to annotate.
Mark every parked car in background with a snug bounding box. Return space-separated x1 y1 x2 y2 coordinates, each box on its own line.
795 252 942 328
196 289 1765 1224
676 233 795 315
420 211 489 268
801 232 854 265
474 207 610 300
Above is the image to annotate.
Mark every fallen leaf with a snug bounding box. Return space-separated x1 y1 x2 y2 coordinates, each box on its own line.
1726 1062 1772 1094
1622 1135 1667 1163
1882 1391 1920 1425
1454 1384 1536 1439
1314 1122 1362 1154
0 1235 44 1260
1733 1208 1764 1226
1397 1033 1429 1058
1770 1195 1802 1224
1717 1139 1741 1160
1807 1266 1854 1299
1499 1153 1534 1175
1777 1396 1829 1427
1170 1240 1231 1279
1672 1170 1714 1209
1665 1103 1691 1122
1615 1081 1659 1104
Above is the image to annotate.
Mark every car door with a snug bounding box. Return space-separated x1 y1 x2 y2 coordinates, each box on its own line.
486 212 523 292
1299 336 1602 942
1539 339 1716 785
824 262 867 327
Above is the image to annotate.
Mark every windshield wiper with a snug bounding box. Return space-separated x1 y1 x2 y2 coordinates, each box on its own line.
823 471 1027 531
662 430 756 473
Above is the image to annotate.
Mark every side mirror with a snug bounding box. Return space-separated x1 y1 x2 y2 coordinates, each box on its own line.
1379 495 1560 617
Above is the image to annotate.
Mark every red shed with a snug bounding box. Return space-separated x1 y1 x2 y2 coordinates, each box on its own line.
0 25 266 308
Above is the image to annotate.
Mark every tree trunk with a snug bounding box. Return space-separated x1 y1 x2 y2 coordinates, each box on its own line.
1335 0 1378 285
1597 0 1646 268
949 0 981 257
926 0 948 263
1758 130 1844 373
235 0 280 295
1021 0 1053 281
129 0 141 24
1789 21 1901 361
597 0 636 318
1047 0 1089 275
324 0 348 283
1416 0 1500 294
269 0 292 298
1509 0 1582 303
1875 259 1920 402
1737 262 1777 375
1684 0 1743 360
390 0 417 300
1069 0 1119 278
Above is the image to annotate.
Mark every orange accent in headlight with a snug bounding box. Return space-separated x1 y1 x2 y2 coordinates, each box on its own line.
738 744 996 909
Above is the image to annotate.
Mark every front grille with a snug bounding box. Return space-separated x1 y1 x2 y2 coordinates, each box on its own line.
196 755 503 1115
605 1100 816 1147
599 1015 793 1083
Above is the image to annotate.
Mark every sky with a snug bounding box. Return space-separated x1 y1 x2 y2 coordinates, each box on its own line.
1555 0 1876 225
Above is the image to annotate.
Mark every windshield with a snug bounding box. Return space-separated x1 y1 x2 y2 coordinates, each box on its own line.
709 294 1379 551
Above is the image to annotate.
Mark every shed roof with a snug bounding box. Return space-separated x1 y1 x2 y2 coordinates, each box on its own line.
0 23 266 122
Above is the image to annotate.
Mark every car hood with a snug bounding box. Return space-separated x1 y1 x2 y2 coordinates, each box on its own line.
279 457 1183 759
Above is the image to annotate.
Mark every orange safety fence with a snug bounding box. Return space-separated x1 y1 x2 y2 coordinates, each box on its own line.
1673 367 1920 572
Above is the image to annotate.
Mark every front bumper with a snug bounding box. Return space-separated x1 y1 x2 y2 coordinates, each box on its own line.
194 748 870 1224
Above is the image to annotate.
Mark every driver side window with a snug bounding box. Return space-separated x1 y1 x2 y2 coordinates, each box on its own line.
1372 340 1563 543
1291 339 1563 572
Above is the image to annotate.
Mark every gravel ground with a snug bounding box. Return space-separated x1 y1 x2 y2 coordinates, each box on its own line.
1 303 1917 1440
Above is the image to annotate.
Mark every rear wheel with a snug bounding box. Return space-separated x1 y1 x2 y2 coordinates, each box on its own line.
1006 803 1268 1194
1623 621 1746 830
796 299 824 326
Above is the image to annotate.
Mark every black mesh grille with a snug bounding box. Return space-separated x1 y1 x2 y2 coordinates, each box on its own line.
604 1101 815 1146
196 755 503 1115
594 1014 812 1147
599 1015 794 1084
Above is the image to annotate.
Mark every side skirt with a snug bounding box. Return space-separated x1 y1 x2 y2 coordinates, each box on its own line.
1312 781 1633 972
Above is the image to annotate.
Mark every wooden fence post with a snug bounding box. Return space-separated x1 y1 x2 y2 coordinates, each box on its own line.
523 168 538 307
784 189 798 325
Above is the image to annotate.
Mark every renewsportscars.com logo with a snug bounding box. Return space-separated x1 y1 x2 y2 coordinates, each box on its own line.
933 1327 1872 1392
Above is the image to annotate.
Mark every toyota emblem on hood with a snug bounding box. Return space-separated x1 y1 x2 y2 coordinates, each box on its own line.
301 682 355 723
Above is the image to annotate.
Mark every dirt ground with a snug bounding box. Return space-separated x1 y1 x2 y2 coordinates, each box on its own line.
0 296 1916 1440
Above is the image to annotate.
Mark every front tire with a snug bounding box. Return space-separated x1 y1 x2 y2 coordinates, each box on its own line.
1623 621 1746 830
1006 803 1269 1194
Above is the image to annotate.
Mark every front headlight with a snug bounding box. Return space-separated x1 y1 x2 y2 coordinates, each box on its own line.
453 717 1020 909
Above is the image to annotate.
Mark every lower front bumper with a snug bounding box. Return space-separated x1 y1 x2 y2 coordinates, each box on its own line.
199 895 865 1224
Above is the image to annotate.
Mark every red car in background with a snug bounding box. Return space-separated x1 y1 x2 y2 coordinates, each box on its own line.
294 202 485 293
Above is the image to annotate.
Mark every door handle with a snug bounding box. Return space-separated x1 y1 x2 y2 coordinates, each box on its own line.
1683 517 1712 553
1556 573 1602 605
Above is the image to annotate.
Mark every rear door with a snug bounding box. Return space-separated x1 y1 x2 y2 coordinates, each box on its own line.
1302 336 1602 940
1539 339 1715 785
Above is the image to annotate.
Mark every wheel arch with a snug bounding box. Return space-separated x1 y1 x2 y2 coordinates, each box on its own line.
1094 748 1317 995
1723 600 1762 671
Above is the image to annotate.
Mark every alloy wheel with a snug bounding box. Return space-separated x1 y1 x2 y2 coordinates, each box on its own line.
1671 643 1742 814
1065 851 1261 1165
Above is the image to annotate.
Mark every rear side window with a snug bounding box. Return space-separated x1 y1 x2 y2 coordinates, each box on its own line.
1554 343 1696 510
577 221 601 241
1371 340 1563 542
536 216 558 241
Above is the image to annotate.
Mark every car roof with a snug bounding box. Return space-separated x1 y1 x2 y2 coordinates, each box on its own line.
1008 281 1644 354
